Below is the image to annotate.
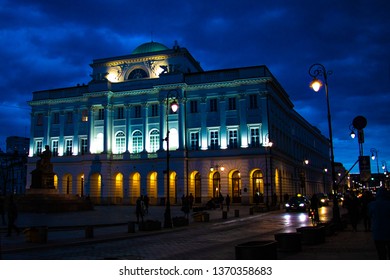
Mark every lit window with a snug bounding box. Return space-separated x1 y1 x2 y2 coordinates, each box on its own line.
115 131 126 154
80 138 88 155
209 130 219 149
132 131 143 153
229 129 238 149
36 140 43 155
250 128 260 147
81 109 88 122
65 139 73 156
190 131 199 150
149 129 160 153
52 140 58 156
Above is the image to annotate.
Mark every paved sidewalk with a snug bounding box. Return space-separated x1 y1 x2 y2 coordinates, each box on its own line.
0 205 379 260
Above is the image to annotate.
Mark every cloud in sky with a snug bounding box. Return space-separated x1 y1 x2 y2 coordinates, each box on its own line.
1 0 389 173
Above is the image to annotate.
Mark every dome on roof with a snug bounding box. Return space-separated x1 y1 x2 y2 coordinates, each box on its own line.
131 41 170 55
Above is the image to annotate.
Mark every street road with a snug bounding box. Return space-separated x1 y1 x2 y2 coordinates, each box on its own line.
3 206 334 260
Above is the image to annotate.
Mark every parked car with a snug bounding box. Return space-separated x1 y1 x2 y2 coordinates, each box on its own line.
285 195 311 212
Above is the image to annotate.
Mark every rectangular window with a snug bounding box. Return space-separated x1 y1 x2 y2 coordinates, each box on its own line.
36 140 43 155
250 128 260 147
52 112 60 124
116 107 124 119
66 112 73 123
229 129 238 149
36 114 43 126
190 131 199 150
228 97 236 110
190 100 198 113
81 109 88 122
52 140 58 156
210 98 218 112
65 139 73 156
98 108 104 120
209 130 219 149
134 105 141 118
151 104 158 117
80 138 88 155
249 94 258 109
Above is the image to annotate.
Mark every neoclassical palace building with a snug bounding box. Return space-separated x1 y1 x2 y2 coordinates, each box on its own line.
27 41 331 205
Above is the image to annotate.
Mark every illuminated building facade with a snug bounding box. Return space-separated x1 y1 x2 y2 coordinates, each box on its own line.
27 41 331 205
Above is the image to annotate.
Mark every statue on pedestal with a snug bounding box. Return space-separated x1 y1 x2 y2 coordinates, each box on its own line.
31 145 55 189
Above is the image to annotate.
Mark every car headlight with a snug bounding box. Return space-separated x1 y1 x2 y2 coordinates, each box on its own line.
321 199 325 203
285 203 290 207
299 203 305 207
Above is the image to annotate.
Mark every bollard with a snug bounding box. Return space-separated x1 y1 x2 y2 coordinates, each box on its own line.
222 211 228 219
128 221 136 233
234 209 239 217
85 225 94 239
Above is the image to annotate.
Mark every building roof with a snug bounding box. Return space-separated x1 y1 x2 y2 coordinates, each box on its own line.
131 41 170 55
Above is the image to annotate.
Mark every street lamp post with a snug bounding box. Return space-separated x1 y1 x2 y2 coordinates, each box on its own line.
263 133 273 208
371 148 379 174
163 89 179 229
309 63 340 224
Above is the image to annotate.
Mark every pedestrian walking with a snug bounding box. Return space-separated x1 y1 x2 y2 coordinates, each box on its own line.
369 187 390 259
135 196 144 224
347 192 360 231
361 190 374 231
310 193 320 222
219 193 224 211
6 195 20 237
143 195 149 214
0 195 6 225
188 193 194 209
181 196 190 219
225 194 231 211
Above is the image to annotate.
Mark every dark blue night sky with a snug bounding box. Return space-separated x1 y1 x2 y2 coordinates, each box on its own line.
1 0 389 173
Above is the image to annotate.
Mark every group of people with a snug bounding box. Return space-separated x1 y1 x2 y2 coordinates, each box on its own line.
309 188 390 260
0 195 20 237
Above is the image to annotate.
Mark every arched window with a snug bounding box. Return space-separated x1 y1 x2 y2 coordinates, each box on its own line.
195 172 201 203
252 170 264 203
149 129 160 152
132 131 143 153
115 131 126 154
231 171 241 203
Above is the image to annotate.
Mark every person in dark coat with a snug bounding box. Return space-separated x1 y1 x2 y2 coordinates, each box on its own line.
347 192 360 231
369 188 390 259
361 190 374 231
310 194 320 222
6 196 20 236
135 196 144 224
